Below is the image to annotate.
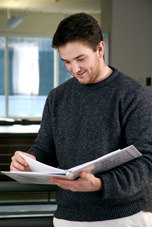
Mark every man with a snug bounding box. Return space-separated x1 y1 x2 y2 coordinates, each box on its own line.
10 13 152 226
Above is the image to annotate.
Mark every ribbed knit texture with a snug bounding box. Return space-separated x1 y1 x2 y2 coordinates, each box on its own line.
28 67 152 221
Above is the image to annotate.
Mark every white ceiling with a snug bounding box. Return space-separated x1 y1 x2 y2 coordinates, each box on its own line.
0 0 101 14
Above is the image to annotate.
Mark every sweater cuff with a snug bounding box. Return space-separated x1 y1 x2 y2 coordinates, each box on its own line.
96 176 104 198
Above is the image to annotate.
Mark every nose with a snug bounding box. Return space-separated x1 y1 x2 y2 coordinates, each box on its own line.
71 62 80 74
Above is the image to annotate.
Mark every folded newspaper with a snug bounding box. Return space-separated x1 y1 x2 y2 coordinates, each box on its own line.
1 145 142 184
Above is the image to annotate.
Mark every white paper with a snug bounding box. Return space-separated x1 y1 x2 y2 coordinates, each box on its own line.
18 152 65 174
1 171 68 184
68 145 141 179
1 145 142 183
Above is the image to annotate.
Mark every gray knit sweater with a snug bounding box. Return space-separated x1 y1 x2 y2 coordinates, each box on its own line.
28 67 152 221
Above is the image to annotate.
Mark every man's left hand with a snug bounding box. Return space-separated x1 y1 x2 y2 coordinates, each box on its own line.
48 171 102 192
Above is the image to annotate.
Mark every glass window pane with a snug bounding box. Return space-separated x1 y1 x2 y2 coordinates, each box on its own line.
103 33 109 65
59 56 72 85
8 37 53 118
0 37 5 117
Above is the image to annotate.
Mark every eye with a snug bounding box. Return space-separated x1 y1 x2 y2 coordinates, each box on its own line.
64 61 70 64
78 58 85 61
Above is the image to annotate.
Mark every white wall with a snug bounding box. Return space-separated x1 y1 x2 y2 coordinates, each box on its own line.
110 0 152 87
101 0 112 33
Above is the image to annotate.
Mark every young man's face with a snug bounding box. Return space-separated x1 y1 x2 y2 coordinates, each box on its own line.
58 41 104 84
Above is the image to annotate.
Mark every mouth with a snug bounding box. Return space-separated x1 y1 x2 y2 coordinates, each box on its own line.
76 71 86 77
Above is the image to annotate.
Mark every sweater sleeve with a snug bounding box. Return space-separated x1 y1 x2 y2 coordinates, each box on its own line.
28 92 58 167
99 86 152 200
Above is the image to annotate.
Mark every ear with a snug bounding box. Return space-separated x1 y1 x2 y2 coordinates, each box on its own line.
97 41 104 58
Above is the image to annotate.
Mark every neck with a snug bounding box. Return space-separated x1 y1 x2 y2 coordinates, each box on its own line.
102 63 113 81
95 60 113 83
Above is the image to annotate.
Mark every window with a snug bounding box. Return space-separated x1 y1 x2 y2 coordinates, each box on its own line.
0 37 5 117
1 37 71 119
103 33 109 65
8 37 54 118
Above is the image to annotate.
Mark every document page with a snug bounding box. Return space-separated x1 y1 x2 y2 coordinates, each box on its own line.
1 152 67 184
2 171 54 184
67 145 142 179
18 152 65 174
1 145 142 183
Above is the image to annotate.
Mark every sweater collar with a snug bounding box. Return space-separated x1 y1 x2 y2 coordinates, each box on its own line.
74 67 119 91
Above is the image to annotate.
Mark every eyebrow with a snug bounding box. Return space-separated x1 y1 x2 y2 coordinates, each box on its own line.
61 54 85 62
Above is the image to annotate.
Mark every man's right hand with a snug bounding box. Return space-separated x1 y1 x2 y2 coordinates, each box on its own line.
10 151 36 172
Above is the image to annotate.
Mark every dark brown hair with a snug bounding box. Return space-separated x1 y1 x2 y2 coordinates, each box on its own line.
52 13 103 51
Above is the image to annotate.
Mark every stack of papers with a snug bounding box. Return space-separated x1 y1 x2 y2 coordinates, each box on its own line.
1 145 142 184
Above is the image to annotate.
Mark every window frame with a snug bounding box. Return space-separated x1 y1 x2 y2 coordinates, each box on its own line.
1 34 59 121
